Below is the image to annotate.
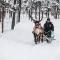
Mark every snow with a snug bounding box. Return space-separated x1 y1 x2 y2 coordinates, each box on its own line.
0 12 60 60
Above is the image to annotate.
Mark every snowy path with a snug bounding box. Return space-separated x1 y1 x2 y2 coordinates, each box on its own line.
0 14 60 60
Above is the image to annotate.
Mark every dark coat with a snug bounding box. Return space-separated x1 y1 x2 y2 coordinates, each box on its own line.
44 21 54 32
44 21 54 37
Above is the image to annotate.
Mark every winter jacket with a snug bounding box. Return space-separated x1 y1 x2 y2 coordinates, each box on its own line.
44 21 54 33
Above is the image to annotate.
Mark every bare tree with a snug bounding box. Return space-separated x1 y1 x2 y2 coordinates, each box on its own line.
11 0 16 29
2 7 5 33
17 0 21 22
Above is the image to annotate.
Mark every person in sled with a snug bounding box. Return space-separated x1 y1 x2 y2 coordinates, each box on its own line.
32 21 44 44
44 18 54 41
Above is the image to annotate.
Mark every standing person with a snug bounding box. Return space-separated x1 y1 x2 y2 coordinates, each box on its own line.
44 18 54 38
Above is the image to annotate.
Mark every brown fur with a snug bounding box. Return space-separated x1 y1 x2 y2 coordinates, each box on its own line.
32 24 44 43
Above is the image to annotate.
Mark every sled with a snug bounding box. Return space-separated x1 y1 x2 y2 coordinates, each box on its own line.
33 31 55 44
43 34 55 43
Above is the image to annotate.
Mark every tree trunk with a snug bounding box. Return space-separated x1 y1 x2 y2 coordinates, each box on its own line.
47 8 49 18
2 7 5 33
42 11 43 19
17 0 21 22
39 6 40 21
29 9 30 20
31 7 32 21
11 0 16 29
11 11 15 29
0 8 1 22
17 10 20 22
35 6 37 19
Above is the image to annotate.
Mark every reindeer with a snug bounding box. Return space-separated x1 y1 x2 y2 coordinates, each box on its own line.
32 21 44 44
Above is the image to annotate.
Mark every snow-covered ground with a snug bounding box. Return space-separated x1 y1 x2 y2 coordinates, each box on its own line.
0 12 60 60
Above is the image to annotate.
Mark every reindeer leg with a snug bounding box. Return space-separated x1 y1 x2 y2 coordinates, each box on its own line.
39 36 40 43
41 33 43 43
33 32 37 44
34 36 37 44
